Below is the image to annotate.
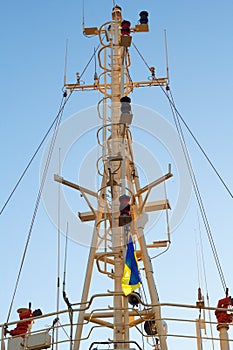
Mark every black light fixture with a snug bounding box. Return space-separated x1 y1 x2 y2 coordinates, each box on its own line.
139 11 149 24
128 292 141 307
144 319 157 336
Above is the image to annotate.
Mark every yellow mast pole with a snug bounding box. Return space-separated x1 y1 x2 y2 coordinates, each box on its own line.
110 7 125 345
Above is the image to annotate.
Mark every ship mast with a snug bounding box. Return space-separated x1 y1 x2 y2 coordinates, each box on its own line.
56 5 171 350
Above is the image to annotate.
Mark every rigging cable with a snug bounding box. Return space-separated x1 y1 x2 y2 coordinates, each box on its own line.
0 114 61 216
132 43 151 71
4 43 106 322
1 47 100 217
131 42 229 291
131 42 233 199
5 90 70 323
170 103 233 199
151 182 171 260
197 212 215 350
80 45 100 78
168 89 227 292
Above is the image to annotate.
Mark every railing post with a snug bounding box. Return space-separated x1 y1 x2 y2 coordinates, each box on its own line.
1 325 5 350
218 324 230 350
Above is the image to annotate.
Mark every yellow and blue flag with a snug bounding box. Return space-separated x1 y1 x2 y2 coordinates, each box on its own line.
122 236 141 296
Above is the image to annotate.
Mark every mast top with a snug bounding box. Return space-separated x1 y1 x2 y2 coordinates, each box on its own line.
112 5 122 21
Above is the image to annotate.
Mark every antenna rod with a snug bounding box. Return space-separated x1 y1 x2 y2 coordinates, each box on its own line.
82 0 85 33
164 29 170 84
63 222 69 296
62 224 73 350
64 39 69 86
62 226 72 308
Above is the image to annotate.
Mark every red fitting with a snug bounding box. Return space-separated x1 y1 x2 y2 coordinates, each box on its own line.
121 20 131 36
9 309 33 337
215 297 233 325
19 310 33 320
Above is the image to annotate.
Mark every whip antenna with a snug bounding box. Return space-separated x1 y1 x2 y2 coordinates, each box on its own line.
164 29 170 85
64 39 69 86
63 222 69 295
82 0 85 33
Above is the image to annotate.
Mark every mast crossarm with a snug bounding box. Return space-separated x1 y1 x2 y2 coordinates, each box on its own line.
83 315 114 329
82 309 155 330
83 309 154 320
54 174 97 217
78 199 170 222
54 174 98 198
65 78 168 93
135 166 173 197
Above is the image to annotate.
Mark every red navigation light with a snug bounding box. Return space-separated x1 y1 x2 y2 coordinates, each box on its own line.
121 20 131 36
119 194 132 226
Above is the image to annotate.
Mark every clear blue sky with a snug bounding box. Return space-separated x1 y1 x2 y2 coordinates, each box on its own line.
0 0 233 348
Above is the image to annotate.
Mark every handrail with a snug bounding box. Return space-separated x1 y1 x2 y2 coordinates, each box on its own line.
2 300 233 329
1 300 233 350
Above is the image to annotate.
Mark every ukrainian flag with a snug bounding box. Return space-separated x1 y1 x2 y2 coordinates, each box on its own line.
122 236 141 296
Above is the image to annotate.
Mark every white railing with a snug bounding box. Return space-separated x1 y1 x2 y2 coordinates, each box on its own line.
1 299 233 350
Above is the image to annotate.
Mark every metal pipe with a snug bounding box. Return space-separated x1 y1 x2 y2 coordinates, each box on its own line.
137 219 168 350
218 325 230 350
110 16 124 345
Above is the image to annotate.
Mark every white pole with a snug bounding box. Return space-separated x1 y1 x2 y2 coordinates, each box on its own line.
218 325 230 350
110 11 124 345
195 319 203 350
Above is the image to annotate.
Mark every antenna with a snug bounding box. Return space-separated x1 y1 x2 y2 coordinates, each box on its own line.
164 29 170 85
82 0 85 33
63 222 69 295
64 39 69 86
94 46 98 82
